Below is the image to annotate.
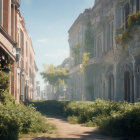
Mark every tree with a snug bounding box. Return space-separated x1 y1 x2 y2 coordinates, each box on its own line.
41 64 68 98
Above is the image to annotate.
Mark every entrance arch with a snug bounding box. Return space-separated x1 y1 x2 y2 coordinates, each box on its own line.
119 63 134 102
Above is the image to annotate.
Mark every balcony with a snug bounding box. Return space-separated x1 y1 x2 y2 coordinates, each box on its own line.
12 0 20 8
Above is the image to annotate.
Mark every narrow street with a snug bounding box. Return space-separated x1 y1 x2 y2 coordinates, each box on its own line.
20 116 121 140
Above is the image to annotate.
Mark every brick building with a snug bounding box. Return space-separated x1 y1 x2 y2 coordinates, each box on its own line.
0 0 37 102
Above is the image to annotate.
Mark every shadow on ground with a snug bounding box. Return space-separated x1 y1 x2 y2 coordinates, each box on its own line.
30 116 126 140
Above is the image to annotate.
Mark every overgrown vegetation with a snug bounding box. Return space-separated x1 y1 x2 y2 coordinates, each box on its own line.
32 100 140 138
81 22 94 72
41 64 68 99
41 64 68 87
81 52 90 72
116 11 140 46
0 70 55 140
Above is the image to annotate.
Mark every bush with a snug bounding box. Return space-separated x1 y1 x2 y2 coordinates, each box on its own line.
0 91 55 140
31 100 69 116
0 68 55 139
99 105 140 137
32 100 140 138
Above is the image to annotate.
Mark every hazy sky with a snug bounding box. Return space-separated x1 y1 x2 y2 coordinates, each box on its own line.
20 0 94 89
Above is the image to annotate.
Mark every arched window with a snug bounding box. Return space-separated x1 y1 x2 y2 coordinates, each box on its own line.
124 3 130 29
136 0 140 12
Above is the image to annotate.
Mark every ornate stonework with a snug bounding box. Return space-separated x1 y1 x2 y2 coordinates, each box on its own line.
67 0 140 102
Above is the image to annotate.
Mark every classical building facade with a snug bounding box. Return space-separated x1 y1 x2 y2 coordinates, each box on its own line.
0 0 37 102
68 0 140 102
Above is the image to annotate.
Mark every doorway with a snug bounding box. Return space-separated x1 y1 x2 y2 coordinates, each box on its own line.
124 71 130 102
108 74 114 100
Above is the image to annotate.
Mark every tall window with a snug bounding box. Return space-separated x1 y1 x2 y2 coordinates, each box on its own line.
136 0 140 12
26 41 28 57
110 21 113 49
96 36 102 58
107 24 110 50
20 29 24 53
124 3 130 29
0 0 2 25
107 21 113 50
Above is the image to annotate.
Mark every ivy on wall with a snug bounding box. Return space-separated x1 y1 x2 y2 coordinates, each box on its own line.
81 22 94 72
116 11 140 47
81 52 90 73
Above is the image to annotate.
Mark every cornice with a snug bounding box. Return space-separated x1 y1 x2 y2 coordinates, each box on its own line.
0 25 16 47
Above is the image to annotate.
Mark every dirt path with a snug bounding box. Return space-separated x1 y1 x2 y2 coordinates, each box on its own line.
20 116 122 140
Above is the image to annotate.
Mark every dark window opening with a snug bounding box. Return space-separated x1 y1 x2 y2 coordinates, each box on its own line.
124 71 130 102
124 3 130 29
136 0 140 12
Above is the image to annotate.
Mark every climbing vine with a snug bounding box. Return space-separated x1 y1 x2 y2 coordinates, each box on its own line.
80 22 94 72
81 52 90 73
116 11 140 46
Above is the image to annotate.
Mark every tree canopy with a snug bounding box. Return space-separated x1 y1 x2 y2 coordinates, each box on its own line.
41 64 68 87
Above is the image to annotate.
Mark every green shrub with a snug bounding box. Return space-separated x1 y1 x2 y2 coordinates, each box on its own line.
0 91 55 140
31 100 69 116
32 100 140 138
67 116 79 124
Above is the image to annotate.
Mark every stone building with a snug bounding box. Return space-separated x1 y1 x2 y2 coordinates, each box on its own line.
0 0 37 102
68 0 140 102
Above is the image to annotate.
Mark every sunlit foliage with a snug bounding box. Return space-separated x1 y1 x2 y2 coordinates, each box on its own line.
0 66 55 140
116 10 140 46
81 52 90 73
41 64 68 86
